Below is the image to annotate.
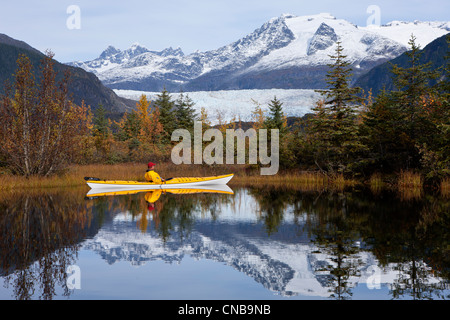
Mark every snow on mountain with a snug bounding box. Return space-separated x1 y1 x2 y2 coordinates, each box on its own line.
362 20 450 47
68 13 449 92
70 43 185 76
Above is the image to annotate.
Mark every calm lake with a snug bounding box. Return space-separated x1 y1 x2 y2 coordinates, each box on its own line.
0 185 448 300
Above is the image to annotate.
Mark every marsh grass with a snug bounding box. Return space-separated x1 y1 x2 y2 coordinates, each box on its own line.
369 173 385 194
1 163 443 196
0 163 360 191
223 170 358 191
441 177 450 198
397 170 423 200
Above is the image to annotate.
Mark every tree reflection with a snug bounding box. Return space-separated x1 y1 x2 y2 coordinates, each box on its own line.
97 189 234 243
246 186 449 299
247 187 294 235
3 184 447 300
0 189 91 300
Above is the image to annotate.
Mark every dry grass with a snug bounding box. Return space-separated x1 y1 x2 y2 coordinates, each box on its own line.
2 163 444 196
397 170 423 189
441 177 450 198
231 170 328 191
369 173 385 194
0 163 360 191
229 170 358 191
0 163 143 190
397 170 423 200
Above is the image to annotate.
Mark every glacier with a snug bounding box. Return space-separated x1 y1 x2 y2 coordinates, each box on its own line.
114 88 322 123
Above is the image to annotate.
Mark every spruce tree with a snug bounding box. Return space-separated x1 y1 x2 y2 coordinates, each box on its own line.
264 96 287 134
154 88 176 142
174 91 197 132
93 105 111 156
417 34 450 179
362 35 443 172
360 89 410 172
309 42 365 175
390 35 440 145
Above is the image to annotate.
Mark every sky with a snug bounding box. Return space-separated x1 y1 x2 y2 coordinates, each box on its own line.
0 0 448 62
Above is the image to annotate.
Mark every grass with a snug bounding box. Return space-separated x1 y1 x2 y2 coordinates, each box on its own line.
0 163 360 191
441 177 450 198
231 170 331 191
397 170 423 200
368 173 385 194
0 163 446 198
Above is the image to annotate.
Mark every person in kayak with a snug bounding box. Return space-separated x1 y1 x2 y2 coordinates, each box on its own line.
145 162 165 183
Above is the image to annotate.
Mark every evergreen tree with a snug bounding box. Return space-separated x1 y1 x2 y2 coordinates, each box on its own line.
262 96 297 169
308 42 366 175
174 91 197 132
416 35 450 179
264 96 287 134
360 89 411 173
114 110 142 155
93 105 111 155
361 35 445 174
154 88 176 142
390 35 440 146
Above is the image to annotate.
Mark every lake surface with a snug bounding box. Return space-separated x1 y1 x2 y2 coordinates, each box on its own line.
0 185 448 300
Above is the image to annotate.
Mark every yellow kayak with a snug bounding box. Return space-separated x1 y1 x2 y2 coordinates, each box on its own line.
85 184 234 198
85 173 234 191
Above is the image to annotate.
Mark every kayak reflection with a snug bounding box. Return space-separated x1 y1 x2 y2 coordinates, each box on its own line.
85 184 234 199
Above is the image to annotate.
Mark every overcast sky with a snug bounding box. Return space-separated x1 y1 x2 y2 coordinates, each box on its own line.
0 0 448 62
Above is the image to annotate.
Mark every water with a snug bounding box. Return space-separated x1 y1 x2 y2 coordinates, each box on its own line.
0 185 448 300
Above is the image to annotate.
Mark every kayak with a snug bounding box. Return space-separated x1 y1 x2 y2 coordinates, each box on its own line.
85 173 233 191
85 184 234 198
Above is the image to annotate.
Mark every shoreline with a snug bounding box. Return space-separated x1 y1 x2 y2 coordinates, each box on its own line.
0 163 448 197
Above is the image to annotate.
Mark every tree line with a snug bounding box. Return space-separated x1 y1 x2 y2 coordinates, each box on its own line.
0 35 448 185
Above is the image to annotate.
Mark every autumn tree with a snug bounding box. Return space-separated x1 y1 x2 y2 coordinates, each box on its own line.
250 99 266 130
0 52 91 176
135 94 164 146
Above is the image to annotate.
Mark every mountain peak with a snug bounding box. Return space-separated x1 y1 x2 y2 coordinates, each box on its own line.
99 45 121 59
159 47 184 57
130 42 146 49
69 13 449 92
307 22 338 55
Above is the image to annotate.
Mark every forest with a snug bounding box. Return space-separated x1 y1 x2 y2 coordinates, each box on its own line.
0 36 448 192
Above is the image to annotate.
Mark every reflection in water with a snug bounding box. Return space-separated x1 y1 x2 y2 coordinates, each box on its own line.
0 188 91 299
0 185 448 300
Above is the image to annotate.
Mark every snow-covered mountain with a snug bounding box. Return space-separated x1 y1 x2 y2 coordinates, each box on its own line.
69 13 449 92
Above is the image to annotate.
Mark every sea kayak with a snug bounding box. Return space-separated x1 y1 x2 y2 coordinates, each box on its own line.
85 173 233 191
85 184 234 197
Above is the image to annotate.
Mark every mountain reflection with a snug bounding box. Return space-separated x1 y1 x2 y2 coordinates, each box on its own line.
0 185 448 300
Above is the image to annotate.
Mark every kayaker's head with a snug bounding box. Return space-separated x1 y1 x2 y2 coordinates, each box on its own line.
148 162 155 170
